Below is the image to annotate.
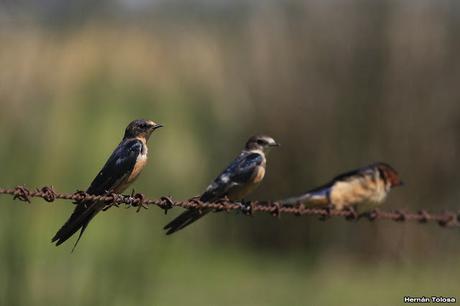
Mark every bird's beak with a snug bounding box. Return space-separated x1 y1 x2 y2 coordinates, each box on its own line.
152 124 163 130
270 142 280 147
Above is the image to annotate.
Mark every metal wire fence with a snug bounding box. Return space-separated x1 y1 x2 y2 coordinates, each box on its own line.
0 185 458 228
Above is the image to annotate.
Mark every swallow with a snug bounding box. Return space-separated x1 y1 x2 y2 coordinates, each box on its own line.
52 119 163 250
164 135 279 235
281 162 403 211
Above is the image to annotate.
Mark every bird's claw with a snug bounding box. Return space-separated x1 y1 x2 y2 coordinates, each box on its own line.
363 208 381 221
238 199 252 216
319 204 334 221
102 192 122 211
344 206 358 221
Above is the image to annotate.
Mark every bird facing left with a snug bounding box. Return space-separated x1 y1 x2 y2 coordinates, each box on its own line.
51 119 163 251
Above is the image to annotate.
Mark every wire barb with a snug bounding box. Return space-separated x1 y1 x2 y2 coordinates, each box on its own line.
13 186 31 203
0 185 458 229
159 196 174 214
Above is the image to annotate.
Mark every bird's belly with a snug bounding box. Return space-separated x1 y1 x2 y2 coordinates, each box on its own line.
330 178 385 210
228 166 265 200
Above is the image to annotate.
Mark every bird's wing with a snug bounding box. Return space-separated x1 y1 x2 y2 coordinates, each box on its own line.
281 182 332 206
52 138 144 249
163 151 264 235
330 165 373 183
282 165 376 206
86 138 144 195
200 151 264 202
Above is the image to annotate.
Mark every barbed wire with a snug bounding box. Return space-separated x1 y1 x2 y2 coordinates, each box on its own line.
0 185 458 228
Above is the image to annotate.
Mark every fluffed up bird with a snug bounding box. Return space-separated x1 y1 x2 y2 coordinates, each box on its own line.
52 119 163 250
163 135 280 235
281 162 403 212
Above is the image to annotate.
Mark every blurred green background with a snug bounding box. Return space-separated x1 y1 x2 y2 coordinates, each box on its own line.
0 1 459 305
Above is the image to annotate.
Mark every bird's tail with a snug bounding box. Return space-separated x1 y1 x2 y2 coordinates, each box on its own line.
280 188 330 207
163 193 215 235
51 201 100 251
163 208 211 235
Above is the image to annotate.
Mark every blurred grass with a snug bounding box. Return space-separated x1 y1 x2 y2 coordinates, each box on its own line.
0 234 459 305
0 1 460 304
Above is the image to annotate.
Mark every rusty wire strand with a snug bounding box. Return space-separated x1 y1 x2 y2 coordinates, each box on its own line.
0 185 459 228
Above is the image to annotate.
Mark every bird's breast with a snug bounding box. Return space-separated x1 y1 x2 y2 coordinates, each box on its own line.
252 165 266 184
227 165 265 201
127 153 148 184
115 153 148 194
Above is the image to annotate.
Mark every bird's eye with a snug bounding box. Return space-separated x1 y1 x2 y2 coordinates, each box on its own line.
257 139 266 145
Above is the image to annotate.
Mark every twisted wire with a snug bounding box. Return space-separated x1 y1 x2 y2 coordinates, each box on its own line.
0 185 457 228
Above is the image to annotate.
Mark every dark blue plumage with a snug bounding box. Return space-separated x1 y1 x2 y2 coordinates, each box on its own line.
52 119 162 250
200 152 264 202
164 135 278 235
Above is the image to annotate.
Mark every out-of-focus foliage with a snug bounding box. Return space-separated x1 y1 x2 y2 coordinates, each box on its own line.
0 1 459 305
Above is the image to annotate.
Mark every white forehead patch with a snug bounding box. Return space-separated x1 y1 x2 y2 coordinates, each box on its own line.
261 136 275 144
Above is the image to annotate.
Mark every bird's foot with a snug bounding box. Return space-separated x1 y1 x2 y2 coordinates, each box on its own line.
102 192 123 211
362 208 381 221
319 204 334 221
238 199 252 216
344 206 358 221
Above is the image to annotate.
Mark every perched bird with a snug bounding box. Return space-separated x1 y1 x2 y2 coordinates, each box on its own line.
164 135 279 235
52 119 163 250
281 162 403 211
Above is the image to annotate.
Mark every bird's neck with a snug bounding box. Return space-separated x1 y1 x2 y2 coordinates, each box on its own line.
247 149 266 166
135 136 147 144
248 148 264 155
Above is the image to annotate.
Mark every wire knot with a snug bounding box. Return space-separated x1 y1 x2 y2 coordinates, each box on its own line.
39 186 56 202
418 210 430 223
133 193 147 212
270 202 281 217
159 196 174 214
395 210 407 222
365 209 380 221
13 186 30 203
438 211 456 227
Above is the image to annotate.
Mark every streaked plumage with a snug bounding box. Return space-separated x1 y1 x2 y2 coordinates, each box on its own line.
164 135 279 235
282 162 403 211
52 119 162 250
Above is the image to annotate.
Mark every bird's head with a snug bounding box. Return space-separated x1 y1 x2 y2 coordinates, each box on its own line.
375 162 403 189
245 135 280 153
124 119 163 140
